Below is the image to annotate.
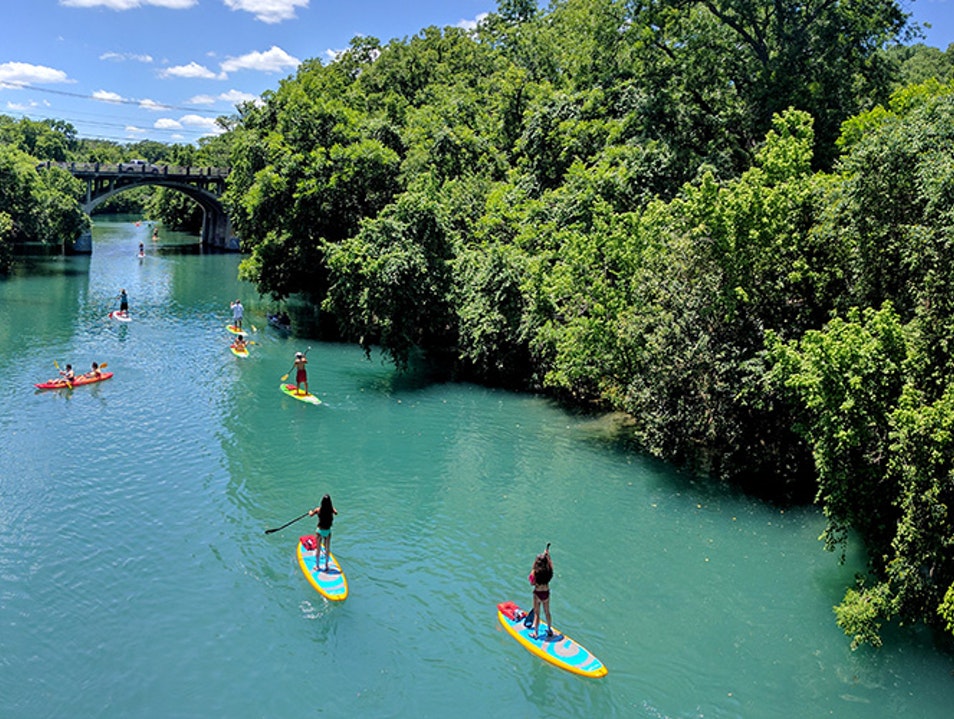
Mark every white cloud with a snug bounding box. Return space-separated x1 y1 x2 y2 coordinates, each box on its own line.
93 89 124 102
155 114 222 136
100 51 154 63
125 125 148 135
61 0 197 9
160 61 222 80
180 113 220 130
456 13 489 31
223 0 308 24
139 98 165 111
187 90 260 107
220 45 300 74
0 61 71 87
219 89 258 103
7 99 52 110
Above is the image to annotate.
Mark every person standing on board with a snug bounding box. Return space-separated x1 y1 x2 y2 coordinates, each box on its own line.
525 543 554 639
118 288 129 317
231 299 244 330
309 494 338 572
293 351 308 396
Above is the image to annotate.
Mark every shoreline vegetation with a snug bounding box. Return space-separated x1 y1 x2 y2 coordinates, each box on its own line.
5 0 954 649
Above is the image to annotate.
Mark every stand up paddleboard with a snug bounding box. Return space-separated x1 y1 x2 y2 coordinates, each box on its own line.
109 311 132 323
226 325 244 335
230 344 249 358
497 601 607 678
280 383 321 405
297 535 348 601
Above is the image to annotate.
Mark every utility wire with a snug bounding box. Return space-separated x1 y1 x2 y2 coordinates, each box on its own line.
0 80 225 115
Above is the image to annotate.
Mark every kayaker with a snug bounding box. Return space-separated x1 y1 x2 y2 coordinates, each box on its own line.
293 351 308 396
49 364 74 387
230 299 244 330
81 362 101 380
232 335 247 351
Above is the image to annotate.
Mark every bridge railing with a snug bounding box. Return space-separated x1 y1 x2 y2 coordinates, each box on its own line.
36 161 230 178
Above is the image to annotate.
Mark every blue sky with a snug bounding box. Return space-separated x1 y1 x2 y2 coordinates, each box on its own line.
1 0 952 147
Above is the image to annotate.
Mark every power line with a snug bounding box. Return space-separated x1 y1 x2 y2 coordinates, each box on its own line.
0 80 224 115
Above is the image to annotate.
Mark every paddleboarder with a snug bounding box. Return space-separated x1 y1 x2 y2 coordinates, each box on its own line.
308 494 338 572
118 288 129 317
230 299 244 330
293 350 308 396
526 544 554 639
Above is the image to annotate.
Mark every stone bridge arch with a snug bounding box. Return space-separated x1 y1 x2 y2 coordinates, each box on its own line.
39 162 240 252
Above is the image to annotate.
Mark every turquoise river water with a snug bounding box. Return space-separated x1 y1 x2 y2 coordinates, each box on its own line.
1 217 953 718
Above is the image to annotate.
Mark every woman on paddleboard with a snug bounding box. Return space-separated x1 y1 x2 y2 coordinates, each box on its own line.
309 494 337 572
527 544 554 639
118 288 129 317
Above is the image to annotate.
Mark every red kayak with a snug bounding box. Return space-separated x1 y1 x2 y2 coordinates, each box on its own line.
35 372 114 390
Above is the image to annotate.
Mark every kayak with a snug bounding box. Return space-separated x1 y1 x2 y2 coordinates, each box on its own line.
35 371 114 390
280 383 321 405
267 314 291 332
230 344 249 358
109 311 131 322
496 601 607 678
297 535 348 601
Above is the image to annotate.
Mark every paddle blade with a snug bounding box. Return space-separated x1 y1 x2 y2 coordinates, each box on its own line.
99 362 108 369
280 373 290 382
54 360 60 369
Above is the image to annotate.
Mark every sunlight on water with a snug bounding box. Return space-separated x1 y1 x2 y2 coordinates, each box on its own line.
1 218 952 718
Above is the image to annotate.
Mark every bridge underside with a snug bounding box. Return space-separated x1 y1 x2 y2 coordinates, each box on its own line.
59 165 239 253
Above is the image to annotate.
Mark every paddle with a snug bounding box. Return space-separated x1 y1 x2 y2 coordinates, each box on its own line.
280 346 311 382
264 511 310 535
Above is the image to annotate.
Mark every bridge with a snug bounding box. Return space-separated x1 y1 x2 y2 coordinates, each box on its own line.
37 161 239 251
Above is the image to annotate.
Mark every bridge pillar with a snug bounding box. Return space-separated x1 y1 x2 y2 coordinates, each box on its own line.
200 209 239 250
73 231 93 254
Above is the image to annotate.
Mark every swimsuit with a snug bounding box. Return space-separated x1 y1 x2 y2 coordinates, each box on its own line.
296 368 307 383
317 527 331 538
533 589 550 602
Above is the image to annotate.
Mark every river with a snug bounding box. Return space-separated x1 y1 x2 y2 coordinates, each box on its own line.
1 217 952 718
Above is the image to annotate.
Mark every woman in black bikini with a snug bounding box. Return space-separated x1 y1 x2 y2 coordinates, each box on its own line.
528 543 554 638
308 494 338 572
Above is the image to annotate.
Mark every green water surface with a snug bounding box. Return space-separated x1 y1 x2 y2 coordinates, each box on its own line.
1 218 952 718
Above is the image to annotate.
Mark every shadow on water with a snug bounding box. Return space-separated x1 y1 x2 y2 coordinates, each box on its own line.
5 256 92 279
